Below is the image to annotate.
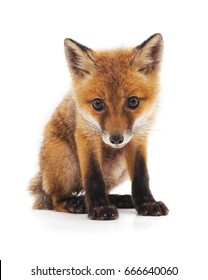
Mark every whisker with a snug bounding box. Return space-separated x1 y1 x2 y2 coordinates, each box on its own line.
82 123 101 134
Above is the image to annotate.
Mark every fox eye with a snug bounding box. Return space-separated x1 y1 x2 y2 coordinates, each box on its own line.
127 96 140 109
92 98 105 111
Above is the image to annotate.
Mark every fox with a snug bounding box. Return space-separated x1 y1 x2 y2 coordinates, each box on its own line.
29 33 169 220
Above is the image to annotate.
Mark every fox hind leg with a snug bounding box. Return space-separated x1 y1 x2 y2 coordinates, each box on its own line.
108 194 134 208
39 138 83 213
51 194 133 215
53 194 87 214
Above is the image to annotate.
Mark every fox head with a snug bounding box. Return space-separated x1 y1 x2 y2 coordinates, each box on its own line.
64 34 163 148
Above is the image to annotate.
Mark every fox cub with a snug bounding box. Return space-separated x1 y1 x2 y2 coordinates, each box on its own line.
29 33 169 220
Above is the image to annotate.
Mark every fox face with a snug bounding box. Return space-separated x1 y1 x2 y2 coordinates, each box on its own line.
64 34 163 148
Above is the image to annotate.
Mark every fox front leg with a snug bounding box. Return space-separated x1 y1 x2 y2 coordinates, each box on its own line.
75 130 119 220
84 155 119 220
132 152 169 216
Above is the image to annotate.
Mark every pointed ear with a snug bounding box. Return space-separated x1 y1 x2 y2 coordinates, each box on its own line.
64 38 95 77
131 33 163 75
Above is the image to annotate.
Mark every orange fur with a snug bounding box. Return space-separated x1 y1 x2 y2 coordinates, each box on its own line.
29 34 168 219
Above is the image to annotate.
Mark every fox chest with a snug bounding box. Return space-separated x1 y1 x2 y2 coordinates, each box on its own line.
101 150 128 189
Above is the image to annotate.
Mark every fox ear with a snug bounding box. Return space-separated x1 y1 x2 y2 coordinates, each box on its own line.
131 33 163 75
64 38 95 77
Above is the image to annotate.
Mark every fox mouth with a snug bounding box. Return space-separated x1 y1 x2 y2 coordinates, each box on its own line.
102 131 132 149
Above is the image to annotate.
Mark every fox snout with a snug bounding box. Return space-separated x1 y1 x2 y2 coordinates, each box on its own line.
109 134 124 145
102 131 132 148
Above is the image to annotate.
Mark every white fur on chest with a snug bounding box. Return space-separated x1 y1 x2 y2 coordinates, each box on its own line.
102 152 127 190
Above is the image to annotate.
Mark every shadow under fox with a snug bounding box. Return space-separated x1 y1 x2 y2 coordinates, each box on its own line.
29 33 169 220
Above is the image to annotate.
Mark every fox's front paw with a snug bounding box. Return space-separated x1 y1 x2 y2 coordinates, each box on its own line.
136 201 169 216
88 205 119 220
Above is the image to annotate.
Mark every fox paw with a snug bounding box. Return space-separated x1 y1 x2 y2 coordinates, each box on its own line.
136 201 169 216
67 196 87 214
88 205 119 220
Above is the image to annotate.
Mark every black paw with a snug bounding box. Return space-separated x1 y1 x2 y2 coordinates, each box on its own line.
88 205 119 220
67 196 87 214
136 201 169 216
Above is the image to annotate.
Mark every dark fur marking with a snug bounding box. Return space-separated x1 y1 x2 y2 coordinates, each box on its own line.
132 153 169 216
65 42 91 77
136 201 168 216
132 153 153 203
88 205 118 220
67 196 87 214
133 33 162 73
68 38 92 53
85 155 108 207
85 154 119 220
57 194 133 215
56 195 87 213
137 33 162 50
108 194 134 208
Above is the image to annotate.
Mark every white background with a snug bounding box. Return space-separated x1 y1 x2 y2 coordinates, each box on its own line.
0 0 208 279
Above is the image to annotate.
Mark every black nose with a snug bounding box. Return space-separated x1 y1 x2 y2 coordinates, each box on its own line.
109 134 124 145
